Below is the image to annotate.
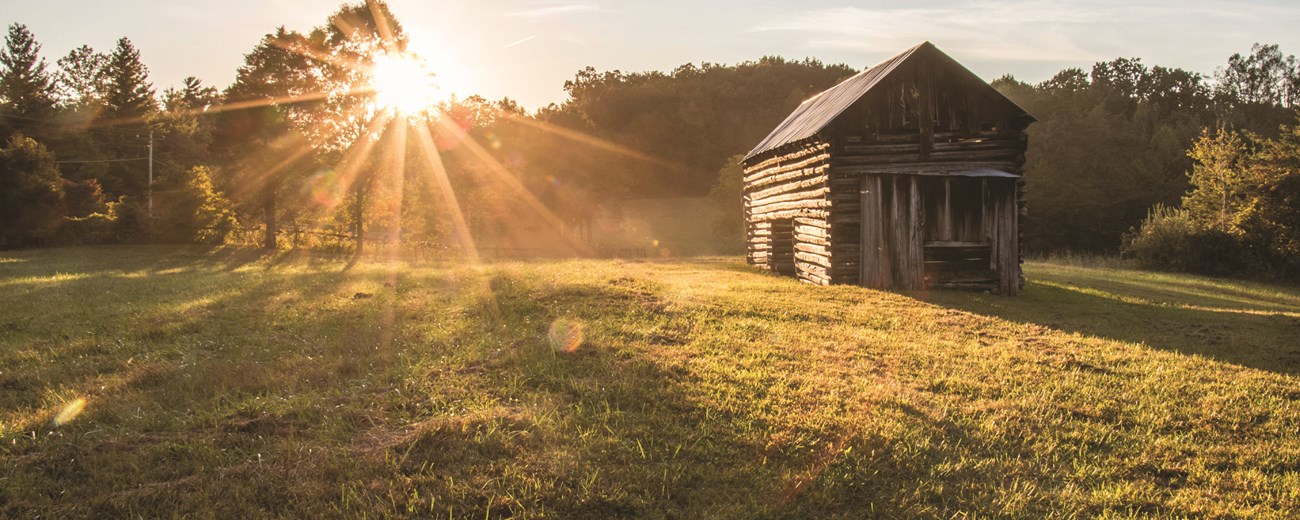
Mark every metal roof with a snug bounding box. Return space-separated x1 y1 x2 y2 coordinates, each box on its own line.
743 41 1032 161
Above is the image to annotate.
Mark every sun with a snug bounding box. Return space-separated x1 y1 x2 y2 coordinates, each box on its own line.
369 53 440 115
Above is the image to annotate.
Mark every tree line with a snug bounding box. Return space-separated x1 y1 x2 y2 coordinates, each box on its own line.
0 2 854 254
2 2 1298 277
990 45 1300 276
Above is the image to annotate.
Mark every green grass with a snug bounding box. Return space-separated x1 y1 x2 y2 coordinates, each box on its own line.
1 246 1298 518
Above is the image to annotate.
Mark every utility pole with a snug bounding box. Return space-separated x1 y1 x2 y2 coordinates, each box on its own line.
147 130 154 218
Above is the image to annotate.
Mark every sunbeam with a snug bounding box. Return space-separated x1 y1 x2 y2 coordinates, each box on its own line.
432 114 591 256
411 121 504 327
411 123 479 261
502 113 686 170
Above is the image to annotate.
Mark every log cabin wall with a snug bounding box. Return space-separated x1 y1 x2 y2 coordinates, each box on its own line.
742 139 835 285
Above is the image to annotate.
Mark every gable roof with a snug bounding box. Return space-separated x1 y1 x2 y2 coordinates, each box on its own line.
743 41 1033 161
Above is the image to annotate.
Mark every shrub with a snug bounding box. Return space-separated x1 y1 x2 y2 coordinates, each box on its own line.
111 196 151 243
707 154 745 254
0 135 64 248
156 166 237 244
55 213 116 245
61 178 108 218
1122 204 1245 275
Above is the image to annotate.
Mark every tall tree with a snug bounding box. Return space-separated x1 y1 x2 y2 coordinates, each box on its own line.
47 45 111 185
0 24 56 140
158 76 220 168
307 0 408 256
994 57 1215 252
96 37 156 198
54 45 108 109
218 28 317 249
101 38 155 121
1214 43 1300 134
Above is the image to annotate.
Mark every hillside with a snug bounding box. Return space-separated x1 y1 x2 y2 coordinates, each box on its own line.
1 247 1298 517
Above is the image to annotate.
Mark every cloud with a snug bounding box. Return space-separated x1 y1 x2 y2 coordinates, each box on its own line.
503 35 537 49
748 1 1297 63
507 2 599 18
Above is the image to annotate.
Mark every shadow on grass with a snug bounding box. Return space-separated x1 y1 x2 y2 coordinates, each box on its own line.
14 250 1249 516
923 266 1300 376
0 250 424 516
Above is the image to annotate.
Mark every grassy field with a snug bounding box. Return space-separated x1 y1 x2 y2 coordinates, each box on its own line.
1 246 1298 518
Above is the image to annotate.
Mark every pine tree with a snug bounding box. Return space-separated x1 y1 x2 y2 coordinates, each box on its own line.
96 37 156 198
102 37 155 121
0 24 56 140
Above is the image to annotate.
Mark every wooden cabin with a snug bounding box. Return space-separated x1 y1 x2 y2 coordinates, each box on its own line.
742 42 1034 294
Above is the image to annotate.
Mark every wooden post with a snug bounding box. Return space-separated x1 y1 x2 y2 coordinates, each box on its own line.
908 176 924 289
941 177 952 242
889 176 902 287
919 66 934 159
860 175 885 287
1002 183 1019 295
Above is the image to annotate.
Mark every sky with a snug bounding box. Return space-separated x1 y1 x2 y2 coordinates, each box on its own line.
4 0 1300 110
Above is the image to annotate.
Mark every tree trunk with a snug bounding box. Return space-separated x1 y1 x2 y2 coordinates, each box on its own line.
262 189 277 250
353 184 366 257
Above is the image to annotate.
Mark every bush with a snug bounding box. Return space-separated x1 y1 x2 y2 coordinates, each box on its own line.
61 178 109 218
1122 204 1246 275
0 135 64 248
156 166 237 244
111 196 151 243
707 154 745 254
55 213 116 245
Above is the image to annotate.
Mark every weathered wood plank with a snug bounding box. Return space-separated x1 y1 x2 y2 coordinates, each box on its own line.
842 142 921 155
796 260 829 278
794 224 828 239
832 161 1019 176
924 259 991 271
909 176 924 289
860 175 884 288
931 138 1021 152
794 232 830 247
796 267 831 285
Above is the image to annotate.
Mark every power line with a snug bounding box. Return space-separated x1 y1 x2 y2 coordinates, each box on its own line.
54 157 148 164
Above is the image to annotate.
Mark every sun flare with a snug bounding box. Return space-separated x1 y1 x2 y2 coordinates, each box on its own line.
370 53 440 115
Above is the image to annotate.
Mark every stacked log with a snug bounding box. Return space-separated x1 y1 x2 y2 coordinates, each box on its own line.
743 139 833 285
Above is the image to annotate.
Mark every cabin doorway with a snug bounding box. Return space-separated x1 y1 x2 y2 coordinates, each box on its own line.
769 218 796 275
920 176 995 289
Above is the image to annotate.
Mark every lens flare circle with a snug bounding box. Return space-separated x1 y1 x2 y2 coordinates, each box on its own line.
548 318 585 353
54 398 86 426
370 53 439 115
